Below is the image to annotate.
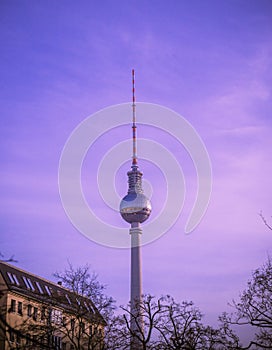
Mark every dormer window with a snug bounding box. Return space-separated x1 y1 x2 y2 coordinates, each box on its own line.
7 272 20 286
35 281 44 294
26 278 35 291
44 285 52 296
65 294 71 305
22 276 31 289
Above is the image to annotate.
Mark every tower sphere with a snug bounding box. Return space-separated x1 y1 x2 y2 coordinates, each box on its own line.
120 192 151 224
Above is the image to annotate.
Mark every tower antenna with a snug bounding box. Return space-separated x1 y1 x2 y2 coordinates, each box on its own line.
132 69 137 166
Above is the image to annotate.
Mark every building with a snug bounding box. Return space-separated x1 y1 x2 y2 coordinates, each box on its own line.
0 261 105 350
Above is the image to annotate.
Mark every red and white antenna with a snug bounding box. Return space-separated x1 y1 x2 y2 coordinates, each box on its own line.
132 69 137 166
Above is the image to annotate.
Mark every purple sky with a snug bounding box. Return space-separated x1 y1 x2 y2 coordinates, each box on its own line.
1 0 272 342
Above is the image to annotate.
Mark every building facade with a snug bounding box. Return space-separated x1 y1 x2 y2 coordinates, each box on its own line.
0 262 105 350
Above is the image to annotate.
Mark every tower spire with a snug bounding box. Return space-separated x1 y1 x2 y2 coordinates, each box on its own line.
132 69 137 166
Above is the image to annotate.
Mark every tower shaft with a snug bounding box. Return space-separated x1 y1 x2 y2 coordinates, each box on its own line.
130 224 144 349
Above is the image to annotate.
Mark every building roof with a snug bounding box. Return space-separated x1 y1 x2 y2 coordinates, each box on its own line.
0 261 106 325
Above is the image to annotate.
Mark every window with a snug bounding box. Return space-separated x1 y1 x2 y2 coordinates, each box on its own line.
22 276 35 291
35 281 44 294
65 294 71 305
9 331 21 345
7 272 14 283
13 274 20 286
44 285 52 296
9 330 15 343
89 303 95 313
10 299 16 312
27 304 32 317
7 272 20 286
33 307 38 320
84 301 90 312
41 306 46 321
52 335 61 349
51 309 62 325
22 276 31 289
27 277 35 291
32 334 38 347
71 319 75 333
40 334 47 346
18 301 22 315
48 308 52 322
85 301 95 313
26 334 31 346
16 332 21 345
80 322 85 333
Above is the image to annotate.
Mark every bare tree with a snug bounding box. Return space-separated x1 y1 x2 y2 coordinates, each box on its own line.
221 256 272 349
154 296 240 350
53 263 118 350
152 297 203 349
120 295 163 349
259 212 272 231
119 295 240 350
54 262 115 320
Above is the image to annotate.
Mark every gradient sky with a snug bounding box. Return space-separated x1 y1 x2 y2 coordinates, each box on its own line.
1 0 272 342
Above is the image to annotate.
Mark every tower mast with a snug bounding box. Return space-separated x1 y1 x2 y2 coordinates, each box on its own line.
120 70 152 350
132 69 137 166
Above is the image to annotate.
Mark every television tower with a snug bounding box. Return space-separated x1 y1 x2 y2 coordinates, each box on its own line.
120 70 152 349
